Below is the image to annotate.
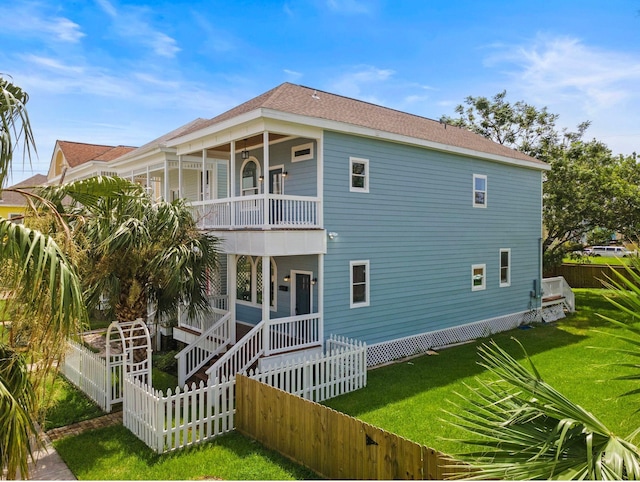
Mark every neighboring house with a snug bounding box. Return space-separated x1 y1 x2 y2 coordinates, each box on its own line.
48 140 137 183
49 82 550 370
0 174 48 223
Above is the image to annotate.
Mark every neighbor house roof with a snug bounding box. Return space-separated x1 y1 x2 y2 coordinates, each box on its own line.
1 174 48 206
175 82 546 167
57 141 137 168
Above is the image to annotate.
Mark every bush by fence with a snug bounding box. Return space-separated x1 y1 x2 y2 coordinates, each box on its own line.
235 375 470 480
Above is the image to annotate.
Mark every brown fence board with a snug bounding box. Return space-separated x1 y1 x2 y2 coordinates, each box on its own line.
236 374 464 479
545 264 636 289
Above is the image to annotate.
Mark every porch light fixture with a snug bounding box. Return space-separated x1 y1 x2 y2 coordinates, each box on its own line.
284 275 291 282
311 278 317 285
328 232 339 240
258 175 264 182
282 171 288 178
241 139 249 160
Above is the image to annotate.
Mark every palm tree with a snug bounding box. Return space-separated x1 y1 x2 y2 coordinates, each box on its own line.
0 76 86 478
446 339 640 480
35 176 219 337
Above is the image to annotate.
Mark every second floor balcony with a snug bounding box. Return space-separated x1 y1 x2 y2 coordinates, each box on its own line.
188 193 321 230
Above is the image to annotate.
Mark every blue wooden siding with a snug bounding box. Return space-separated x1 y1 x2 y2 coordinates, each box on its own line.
322 131 543 345
233 138 317 196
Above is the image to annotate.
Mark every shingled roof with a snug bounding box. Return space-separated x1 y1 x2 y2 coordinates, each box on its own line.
1 174 48 206
57 141 137 168
175 83 545 166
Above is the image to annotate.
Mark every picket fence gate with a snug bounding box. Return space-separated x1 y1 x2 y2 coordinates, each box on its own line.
61 339 124 412
123 336 367 453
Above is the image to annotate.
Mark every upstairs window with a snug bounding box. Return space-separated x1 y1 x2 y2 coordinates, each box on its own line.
473 174 487 207
500 249 511 287
350 157 369 193
350 260 370 308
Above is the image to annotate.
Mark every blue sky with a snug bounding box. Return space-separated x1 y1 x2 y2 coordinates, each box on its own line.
2 0 640 184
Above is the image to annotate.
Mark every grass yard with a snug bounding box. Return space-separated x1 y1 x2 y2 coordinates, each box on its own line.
54 425 320 480
51 288 640 478
324 288 640 456
563 255 631 265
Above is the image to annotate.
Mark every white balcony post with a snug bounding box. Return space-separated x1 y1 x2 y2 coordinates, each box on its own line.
201 149 207 201
262 255 270 354
262 131 269 229
228 254 237 343
163 159 169 201
318 253 324 342
178 155 183 200
230 140 236 226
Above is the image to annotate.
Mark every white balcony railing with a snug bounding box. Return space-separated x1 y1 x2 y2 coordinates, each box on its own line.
188 194 320 230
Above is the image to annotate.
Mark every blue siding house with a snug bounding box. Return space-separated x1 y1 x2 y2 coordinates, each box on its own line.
49 83 549 370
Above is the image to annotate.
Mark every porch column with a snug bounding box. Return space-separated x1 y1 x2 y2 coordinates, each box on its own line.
230 141 235 227
262 131 269 228
261 255 270 354
178 155 183 199
201 149 206 201
146 166 150 193
318 253 324 343
317 134 324 228
163 159 169 201
228 254 237 343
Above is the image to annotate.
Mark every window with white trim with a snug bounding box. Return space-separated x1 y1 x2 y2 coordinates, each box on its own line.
471 264 486 291
350 260 370 308
241 158 260 196
473 174 487 207
350 157 369 193
500 249 511 287
9 213 23 224
291 142 314 162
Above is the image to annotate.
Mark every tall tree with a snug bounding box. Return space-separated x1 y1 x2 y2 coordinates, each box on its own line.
0 76 86 478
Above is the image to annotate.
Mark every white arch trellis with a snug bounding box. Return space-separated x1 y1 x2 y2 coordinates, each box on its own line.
105 318 152 411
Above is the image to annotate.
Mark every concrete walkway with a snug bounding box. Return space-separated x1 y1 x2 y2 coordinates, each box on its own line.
27 411 122 480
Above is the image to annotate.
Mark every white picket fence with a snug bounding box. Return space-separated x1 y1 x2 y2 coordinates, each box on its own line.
61 339 124 412
123 336 367 453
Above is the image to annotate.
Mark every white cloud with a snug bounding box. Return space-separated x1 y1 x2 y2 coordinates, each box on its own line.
489 35 640 113
94 0 181 58
330 66 395 99
0 3 84 43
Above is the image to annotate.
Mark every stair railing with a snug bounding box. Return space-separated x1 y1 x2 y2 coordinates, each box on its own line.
206 320 265 383
175 311 232 386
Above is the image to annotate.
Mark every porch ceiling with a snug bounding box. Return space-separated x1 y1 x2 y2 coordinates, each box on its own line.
184 133 289 158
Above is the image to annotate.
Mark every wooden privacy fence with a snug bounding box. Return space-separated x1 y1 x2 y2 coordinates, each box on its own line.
235 375 471 480
545 263 636 289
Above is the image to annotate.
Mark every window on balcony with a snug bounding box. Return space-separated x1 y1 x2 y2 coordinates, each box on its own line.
241 159 259 196
350 157 369 193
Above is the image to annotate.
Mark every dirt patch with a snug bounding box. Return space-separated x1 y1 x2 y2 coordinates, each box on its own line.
82 331 122 357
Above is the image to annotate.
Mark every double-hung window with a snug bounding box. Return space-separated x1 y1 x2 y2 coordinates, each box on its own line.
471 264 486 291
350 157 369 193
500 249 511 287
350 260 370 308
473 174 487 207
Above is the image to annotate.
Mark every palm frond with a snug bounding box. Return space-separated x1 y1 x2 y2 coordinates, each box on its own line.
445 339 640 480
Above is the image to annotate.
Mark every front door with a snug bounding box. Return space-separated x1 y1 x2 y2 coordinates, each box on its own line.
292 272 312 316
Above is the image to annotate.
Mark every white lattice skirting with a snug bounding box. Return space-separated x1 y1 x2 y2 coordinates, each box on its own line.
367 309 541 367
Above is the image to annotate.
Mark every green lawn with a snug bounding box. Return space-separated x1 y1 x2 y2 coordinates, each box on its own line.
324 288 640 456
563 255 631 265
54 425 320 480
52 288 640 478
